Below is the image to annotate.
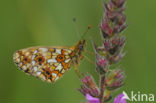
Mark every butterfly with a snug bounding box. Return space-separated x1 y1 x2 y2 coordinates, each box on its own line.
13 39 86 83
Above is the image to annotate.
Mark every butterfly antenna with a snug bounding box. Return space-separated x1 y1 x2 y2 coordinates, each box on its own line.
80 25 91 40
73 18 81 38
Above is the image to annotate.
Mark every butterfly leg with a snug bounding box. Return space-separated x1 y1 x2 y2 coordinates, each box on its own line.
85 50 95 55
83 55 94 65
74 64 84 79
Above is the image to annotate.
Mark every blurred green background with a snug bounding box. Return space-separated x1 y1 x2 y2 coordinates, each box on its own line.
0 0 156 103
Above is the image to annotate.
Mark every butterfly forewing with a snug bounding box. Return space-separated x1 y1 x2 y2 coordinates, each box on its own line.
13 47 74 83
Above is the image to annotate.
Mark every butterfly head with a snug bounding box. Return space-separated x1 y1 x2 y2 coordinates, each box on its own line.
72 39 86 64
75 39 86 52
78 39 86 51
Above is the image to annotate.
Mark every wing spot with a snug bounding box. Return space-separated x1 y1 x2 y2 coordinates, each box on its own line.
39 48 48 52
62 62 70 70
35 55 45 65
32 61 36 66
61 69 66 73
18 51 23 55
24 69 30 73
33 50 38 54
22 66 27 70
55 64 63 71
33 66 38 72
22 56 31 64
56 54 65 62
47 59 57 63
56 49 61 54
58 73 63 77
65 59 70 63
49 48 54 52
36 71 41 76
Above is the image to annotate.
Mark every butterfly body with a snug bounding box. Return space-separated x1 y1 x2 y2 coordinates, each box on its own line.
13 40 86 83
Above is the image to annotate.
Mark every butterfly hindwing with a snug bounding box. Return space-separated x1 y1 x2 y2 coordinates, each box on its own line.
13 47 73 83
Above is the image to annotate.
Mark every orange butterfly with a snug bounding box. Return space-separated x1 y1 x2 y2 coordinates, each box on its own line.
13 23 91 83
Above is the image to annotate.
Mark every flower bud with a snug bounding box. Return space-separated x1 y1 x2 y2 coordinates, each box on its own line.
82 75 98 90
111 0 126 8
103 36 125 56
106 69 125 90
109 52 125 64
96 53 108 75
100 20 113 38
78 75 100 97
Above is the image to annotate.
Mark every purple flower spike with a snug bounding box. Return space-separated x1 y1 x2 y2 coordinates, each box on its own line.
86 94 100 103
114 93 126 103
77 0 128 102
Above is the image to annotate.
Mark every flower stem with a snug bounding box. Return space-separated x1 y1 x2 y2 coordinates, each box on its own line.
99 75 105 103
99 65 110 103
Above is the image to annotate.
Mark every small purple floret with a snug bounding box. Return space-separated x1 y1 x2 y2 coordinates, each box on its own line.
86 94 100 103
114 93 126 103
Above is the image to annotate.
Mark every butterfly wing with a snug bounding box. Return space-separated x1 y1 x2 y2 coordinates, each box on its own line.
13 47 74 83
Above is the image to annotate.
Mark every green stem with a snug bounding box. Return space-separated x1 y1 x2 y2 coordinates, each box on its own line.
99 65 110 103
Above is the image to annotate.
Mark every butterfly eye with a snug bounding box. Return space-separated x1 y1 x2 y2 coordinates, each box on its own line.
79 44 84 51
